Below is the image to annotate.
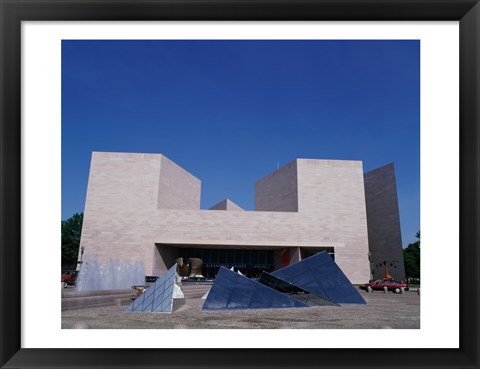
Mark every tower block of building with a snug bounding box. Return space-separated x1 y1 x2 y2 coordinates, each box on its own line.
364 163 406 280
255 159 371 282
79 152 405 284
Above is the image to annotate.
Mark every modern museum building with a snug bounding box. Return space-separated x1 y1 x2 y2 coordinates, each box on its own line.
78 152 406 284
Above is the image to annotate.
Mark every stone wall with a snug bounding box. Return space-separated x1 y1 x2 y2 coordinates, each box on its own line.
364 163 406 280
208 199 244 211
296 159 370 283
255 160 298 212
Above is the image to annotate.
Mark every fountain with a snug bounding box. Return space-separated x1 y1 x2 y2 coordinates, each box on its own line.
75 258 144 291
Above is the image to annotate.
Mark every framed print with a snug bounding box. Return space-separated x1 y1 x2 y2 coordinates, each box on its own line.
1 0 479 368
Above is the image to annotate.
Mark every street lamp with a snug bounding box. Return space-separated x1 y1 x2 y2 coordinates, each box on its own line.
77 246 85 268
368 252 373 281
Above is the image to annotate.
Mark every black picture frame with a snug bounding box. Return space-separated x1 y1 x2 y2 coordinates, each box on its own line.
1 1 479 368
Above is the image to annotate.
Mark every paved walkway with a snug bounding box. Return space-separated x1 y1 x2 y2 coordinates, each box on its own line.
62 285 420 329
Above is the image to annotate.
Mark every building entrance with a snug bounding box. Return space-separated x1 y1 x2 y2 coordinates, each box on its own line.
177 247 274 278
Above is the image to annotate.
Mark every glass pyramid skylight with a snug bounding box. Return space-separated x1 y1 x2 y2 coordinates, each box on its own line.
125 264 177 313
202 266 309 310
258 271 339 306
272 251 366 304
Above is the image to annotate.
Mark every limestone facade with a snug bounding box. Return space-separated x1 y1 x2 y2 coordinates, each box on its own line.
208 199 245 211
79 152 405 284
364 163 406 280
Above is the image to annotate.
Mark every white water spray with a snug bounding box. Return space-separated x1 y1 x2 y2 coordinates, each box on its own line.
76 258 144 291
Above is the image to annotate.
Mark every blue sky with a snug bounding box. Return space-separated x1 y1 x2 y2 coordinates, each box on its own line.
62 40 420 246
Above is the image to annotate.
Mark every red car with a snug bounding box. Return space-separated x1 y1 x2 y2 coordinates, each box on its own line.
359 279 409 293
61 270 78 288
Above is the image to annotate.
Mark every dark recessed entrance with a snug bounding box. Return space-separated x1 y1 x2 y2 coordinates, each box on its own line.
178 248 274 278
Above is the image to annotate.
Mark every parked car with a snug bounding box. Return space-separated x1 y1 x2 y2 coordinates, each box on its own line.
359 279 409 293
61 270 78 288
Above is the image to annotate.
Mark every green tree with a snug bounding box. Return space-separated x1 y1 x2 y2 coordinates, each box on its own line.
403 231 420 279
61 212 83 270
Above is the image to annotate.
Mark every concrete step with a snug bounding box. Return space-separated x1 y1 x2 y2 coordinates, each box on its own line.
62 288 132 298
180 285 211 299
61 287 136 310
62 293 135 310
62 284 211 310
62 301 116 311
180 285 211 291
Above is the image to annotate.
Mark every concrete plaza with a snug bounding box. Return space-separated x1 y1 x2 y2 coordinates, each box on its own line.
62 285 420 329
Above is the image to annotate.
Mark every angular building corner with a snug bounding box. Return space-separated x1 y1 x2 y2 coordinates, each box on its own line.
364 163 406 280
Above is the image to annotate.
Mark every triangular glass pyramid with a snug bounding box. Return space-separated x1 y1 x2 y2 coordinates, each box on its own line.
258 271 339 307
272 251 366 304
125 264 177 313
202 267 309 310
